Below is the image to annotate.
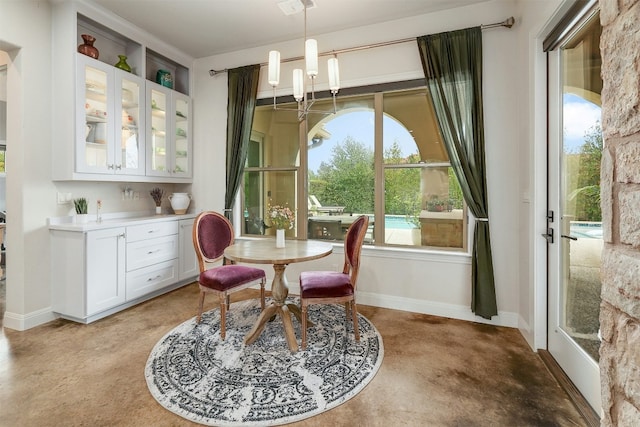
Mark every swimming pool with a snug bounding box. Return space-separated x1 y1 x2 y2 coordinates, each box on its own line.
570 222 603 239
384 215 418 230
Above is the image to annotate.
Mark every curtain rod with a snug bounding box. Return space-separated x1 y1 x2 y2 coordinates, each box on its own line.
209 16 514 76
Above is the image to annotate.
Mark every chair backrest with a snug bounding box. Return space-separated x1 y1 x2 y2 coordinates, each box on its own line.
192 211 234 272
343 215 369 288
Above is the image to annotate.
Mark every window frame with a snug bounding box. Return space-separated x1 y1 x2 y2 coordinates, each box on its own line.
242 79 469 253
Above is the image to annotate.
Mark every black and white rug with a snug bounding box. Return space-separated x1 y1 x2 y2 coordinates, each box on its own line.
145 298 384 426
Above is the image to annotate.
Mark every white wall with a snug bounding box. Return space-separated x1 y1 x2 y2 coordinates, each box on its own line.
192 0 524 327
0 53 7 212
0 0 57 329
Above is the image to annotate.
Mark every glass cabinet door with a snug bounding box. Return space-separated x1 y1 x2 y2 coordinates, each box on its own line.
173 94 190 177
115 70 145 175
148 86 168 175
77 56 113 174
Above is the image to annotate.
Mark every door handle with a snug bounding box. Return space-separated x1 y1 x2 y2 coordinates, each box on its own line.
561 234 578 241
541 227 554 243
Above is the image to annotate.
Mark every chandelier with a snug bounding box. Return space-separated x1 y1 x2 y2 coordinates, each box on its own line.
268 0 340 121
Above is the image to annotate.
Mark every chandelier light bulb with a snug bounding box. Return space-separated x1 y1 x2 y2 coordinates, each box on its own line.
328 57 340 92
305 39 318 77
293 68 304 101
268 50 281 86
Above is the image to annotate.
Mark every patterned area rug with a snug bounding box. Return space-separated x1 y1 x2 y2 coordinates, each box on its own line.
145 298 384 426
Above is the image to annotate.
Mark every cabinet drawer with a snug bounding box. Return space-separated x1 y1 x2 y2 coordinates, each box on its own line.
126 221 178 242
126 259 178 301
127 234 178 271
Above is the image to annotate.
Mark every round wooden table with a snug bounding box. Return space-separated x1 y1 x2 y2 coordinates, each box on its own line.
224 239 333 352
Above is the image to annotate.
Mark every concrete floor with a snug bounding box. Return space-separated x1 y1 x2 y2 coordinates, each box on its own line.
1 283 587 426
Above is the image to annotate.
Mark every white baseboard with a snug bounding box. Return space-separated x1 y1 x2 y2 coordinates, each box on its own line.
3 307 57 331
5 284 518 331
356 290 519 328
283 283 518 328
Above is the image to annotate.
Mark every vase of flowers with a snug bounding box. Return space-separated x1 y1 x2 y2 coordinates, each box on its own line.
150 187 164 214
268 203 295 248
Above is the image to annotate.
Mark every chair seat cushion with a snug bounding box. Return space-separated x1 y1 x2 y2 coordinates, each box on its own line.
199 265 265 292
300 271 353 299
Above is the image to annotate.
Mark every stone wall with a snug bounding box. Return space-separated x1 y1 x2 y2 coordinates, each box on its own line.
599 0 640 425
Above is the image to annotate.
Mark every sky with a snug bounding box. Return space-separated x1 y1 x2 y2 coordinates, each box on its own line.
563 93 602 152
308 94 601 172
308 111 417 173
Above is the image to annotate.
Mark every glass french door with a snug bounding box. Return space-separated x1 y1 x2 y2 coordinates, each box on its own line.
547 10 602 413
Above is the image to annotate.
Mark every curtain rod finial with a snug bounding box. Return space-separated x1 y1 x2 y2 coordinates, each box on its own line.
209 68 227 77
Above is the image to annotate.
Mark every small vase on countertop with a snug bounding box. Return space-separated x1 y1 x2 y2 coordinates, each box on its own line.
276 229 285 248
169 193 191 214
75 214 89 224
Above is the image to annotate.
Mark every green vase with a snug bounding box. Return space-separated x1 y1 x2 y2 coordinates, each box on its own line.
114 55 131 73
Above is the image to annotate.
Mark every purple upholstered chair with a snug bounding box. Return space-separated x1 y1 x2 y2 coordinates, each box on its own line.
192 211 266 339
299 215 369 350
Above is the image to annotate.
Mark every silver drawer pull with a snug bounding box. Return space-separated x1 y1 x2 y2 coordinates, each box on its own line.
147 274 162 282
147 249 160 254
147 229 160 233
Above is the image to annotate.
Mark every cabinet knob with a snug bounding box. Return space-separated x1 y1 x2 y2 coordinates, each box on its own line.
107 164 114 170
115 164 122 170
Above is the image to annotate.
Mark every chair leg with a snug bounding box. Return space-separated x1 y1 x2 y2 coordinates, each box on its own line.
219 293 227 340
301 303 308 350
260 279 265 310
351 300 360 342
196 291 206 323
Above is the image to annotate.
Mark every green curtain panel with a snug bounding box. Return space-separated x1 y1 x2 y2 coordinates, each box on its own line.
417 27 497 319
224 65 261 221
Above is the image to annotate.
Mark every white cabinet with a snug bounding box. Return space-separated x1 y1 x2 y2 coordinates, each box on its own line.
146 83 192 178
76 55 146 176
86 227 127 314
125 221 179 300
52 4 193 182
178 218 198 280
52 227 126 321
51 215 195 323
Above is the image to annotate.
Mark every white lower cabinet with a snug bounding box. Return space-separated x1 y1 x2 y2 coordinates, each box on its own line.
51 227 126 321
125 221 179 300
51 215 198 323
86 227 127 315
126 259 178 300
178 219 198 280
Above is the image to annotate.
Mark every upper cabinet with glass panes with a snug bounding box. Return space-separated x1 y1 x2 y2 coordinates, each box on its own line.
146 84 191 178
51 3 193 182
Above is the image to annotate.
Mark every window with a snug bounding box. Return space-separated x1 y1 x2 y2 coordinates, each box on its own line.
243 82 467 251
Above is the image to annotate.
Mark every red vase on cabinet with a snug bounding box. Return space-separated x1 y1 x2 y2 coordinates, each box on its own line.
78 34 99 59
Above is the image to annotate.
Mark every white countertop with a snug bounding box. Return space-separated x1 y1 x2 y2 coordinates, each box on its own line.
48 211 197 232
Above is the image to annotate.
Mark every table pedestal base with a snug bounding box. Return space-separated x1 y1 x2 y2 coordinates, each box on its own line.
241 257 320 353
244 302 300 352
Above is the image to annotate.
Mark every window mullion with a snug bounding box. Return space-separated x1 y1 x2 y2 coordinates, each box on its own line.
299 119 308 239
374 92 384 244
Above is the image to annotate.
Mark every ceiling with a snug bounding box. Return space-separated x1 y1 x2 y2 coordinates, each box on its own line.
90 0 490 59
